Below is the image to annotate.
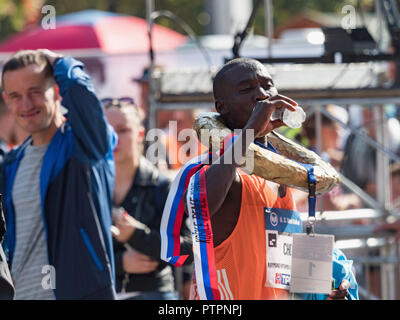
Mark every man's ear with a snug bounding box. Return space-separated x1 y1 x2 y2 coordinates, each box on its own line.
137 126 146 144
53 84 62 102
2 92 8 104
215 99 228 117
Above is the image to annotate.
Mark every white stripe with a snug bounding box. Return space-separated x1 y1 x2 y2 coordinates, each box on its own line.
218 285 225 300
221 268 234 300
160 153 208 262
217 270 227 300
187 173 208 300
160 154 204 261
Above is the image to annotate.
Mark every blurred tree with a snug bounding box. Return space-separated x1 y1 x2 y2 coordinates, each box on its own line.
0 0 25 41
40 0 205 35
147 0 205 35
0 0 47 41
253 0 349 36
23 0 45 29
1 0 396 42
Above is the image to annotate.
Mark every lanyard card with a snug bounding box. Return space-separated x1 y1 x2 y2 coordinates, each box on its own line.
290 233 334 294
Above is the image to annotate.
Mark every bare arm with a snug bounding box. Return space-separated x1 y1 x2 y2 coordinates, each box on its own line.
204 95 297 218
204 130 250 217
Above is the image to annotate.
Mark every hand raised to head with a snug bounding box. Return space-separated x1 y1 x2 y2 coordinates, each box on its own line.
37 49 64 67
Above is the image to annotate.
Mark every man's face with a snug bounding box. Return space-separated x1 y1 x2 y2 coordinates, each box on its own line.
2 64 60 135
216 61 278 130
105 106 143 164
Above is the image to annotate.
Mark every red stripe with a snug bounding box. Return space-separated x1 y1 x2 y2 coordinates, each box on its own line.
174 255 188 268
171 163 204 258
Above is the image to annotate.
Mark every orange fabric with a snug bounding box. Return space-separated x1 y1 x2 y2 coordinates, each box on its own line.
213 170 297 300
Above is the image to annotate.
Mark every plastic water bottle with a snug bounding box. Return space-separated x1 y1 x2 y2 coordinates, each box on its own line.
270 105 306 129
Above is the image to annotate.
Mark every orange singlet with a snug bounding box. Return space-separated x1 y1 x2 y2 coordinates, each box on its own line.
213 170 297 300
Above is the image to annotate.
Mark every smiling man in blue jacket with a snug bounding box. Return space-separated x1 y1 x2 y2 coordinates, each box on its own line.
0 49 117 299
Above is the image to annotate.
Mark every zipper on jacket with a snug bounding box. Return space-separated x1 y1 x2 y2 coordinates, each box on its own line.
85 166 113 277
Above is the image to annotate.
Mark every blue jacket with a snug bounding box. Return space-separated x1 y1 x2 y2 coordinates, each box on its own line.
1 57 117 299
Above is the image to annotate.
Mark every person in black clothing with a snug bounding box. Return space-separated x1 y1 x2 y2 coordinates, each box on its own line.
103 98 192 300
0 198 14 300
0 149 14 300
0 96 24 299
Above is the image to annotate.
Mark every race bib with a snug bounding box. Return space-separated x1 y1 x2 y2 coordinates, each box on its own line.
264 207 302 290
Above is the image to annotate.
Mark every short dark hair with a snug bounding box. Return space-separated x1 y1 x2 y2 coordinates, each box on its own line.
1 50 54 88
213 58 264 101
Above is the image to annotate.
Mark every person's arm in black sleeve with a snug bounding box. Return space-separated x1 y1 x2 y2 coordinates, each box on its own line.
0 149 14 299
112 239 126 278
0 244 14 300
126 177 179 261
126 222 160 260
126 178 169 259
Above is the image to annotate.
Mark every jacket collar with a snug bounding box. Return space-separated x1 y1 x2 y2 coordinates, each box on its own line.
4 122 70 166
4 136 32 165
132 156 160 187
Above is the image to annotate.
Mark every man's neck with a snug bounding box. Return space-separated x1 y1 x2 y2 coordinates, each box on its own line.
31 114 66 146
